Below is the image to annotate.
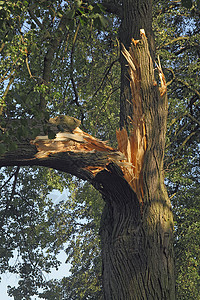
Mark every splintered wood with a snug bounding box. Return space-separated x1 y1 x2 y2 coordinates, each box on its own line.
31 29 166 204
117 30 149 204
118 30 166 203
31 127 126 174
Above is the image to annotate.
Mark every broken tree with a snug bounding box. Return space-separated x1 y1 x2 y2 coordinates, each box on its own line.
0 30 175 299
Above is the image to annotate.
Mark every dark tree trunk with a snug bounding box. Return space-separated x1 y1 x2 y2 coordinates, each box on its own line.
99 0 175 299
119 0 154 130
0 1 176 299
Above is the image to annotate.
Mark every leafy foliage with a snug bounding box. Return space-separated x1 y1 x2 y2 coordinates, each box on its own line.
153 1 200 298
39 182 104 299
0 0 199 299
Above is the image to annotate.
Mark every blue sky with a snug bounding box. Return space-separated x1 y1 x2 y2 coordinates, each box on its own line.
0 189 71 300
0 252 71 300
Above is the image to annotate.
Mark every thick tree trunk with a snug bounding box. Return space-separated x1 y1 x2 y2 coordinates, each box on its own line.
99 0 175 299
119 0 154 130
0 1 175 299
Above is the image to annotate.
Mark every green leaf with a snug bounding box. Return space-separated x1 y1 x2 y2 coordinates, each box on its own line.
48 130 56 139
0 1 5 9
31 22 36 29
79 15 88 25
74 0 82 8
92 3 104 14
31 128 40 139
8 142 18 151
30 43 37 53
20 119 28 126
65 9 75 20
0 143 6 155
181 0 193 8
57 10 63 18
98 15 109 29
17 126 29 139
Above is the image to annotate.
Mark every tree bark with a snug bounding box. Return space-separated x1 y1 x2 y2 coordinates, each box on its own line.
99 0 175 299
0 1 176 299
119 0 154 130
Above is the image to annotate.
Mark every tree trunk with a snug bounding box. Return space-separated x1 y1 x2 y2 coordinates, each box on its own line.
99 0 175 299
0 1 176 299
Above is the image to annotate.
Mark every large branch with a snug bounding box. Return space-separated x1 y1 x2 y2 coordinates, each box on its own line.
0 125 127 185
0 30 167 203
39 13 69 110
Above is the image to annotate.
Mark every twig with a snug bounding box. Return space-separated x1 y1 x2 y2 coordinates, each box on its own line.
165 68 175 87
175 78 200 99
176 127 199 153
0 170 17 190
92 59 119 99
168 111 187 127
0 167 20 229
28 5 45 30
186 113 200 126
70 76 85 123
157 36 189 50
40 12 70 110
0 42 5 53
10 167 20 202
70 21 85 123
0 76 15 115
25 56 34 79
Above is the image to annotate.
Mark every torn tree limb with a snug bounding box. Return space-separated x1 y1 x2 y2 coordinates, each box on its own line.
0 30 168 203
117 29 168 205
31 127 125 161
0 124 130 183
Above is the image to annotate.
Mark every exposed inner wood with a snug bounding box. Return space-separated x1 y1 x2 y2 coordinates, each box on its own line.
117 30 167 204
116 32 147 204
31 127 128 174
31 30 167 205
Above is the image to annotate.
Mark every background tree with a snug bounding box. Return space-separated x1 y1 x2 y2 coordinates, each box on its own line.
0 0 199 299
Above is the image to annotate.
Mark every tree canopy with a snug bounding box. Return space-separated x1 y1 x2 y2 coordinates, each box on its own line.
0 0 199 299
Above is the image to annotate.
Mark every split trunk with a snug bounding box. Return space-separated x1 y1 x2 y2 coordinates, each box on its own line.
0 0 176 298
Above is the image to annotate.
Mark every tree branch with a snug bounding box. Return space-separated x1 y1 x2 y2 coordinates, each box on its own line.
0 169 18 191
157 36 189 50
0 42 5 53
28 6 45 30
0 123 126 185
92 59 119 99
0 167 20 229
175 78 200 99
9 166 20 201
165 68 175 87
0 75 15 115
69 21 85 123
101 1 123 17
165 68 200 104
186 113 200 126
40 14 69 110
176 127 199 153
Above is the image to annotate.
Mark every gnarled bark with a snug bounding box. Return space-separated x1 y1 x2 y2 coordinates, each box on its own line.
99 23 175 300
0 1 176 298
0 29 175 300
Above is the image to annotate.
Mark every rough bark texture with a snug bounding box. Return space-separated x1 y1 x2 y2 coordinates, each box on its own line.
0 1 176 299
0 127 126 183
98 0 175 299
99 30 175 299
119 0 154 131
